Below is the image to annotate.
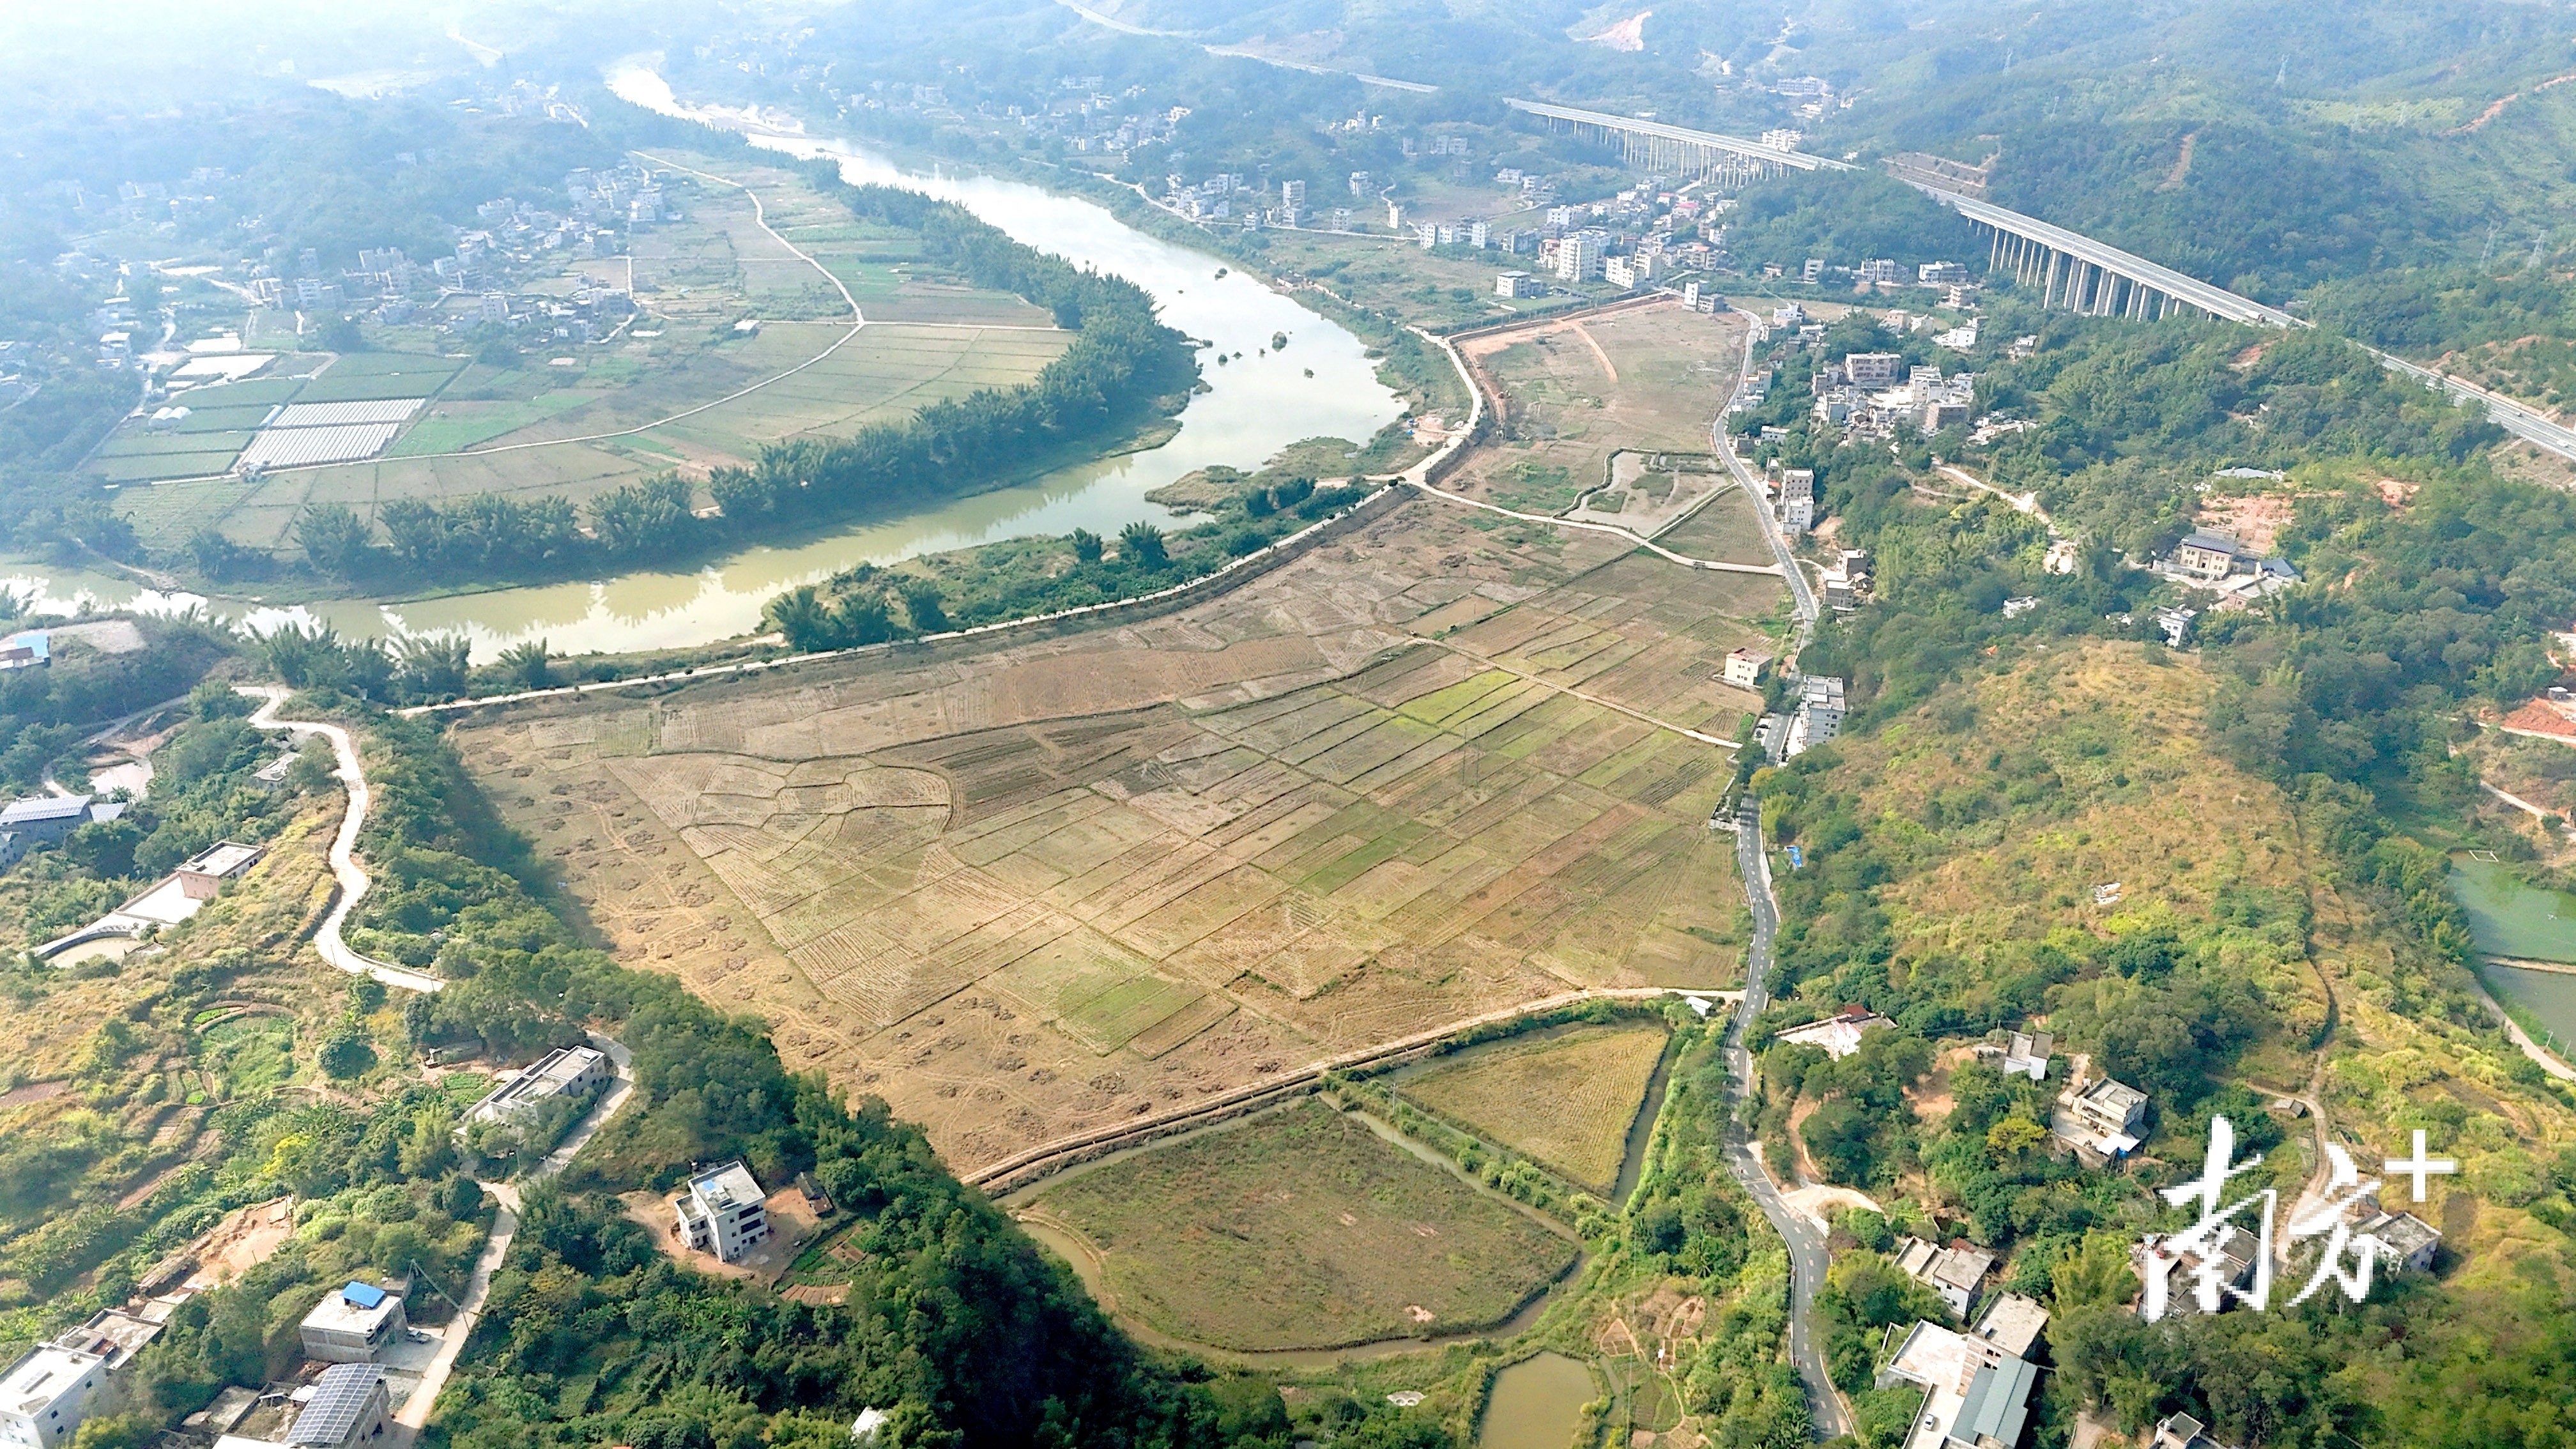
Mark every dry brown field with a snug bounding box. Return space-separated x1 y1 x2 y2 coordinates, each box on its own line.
450 495 1779 1174
1399 1022 1669 1192
1023 1100 1577 1351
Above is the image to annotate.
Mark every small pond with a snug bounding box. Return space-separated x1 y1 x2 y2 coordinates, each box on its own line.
2450 854 2576 962
1478 1353 1596 1449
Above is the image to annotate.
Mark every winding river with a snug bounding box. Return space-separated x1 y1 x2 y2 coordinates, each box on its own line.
1 70 1402 659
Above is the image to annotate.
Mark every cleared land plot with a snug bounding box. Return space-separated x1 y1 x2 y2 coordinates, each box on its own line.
1453 302 1744 516
452 496 1776 1173
1030 1101 1576 1349
1400 1022 1668 1191
1652 487 1781 566
1258 229 1615 332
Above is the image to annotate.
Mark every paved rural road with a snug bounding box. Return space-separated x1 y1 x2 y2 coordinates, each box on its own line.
1722 810 1852 1441
398 1033 635 1434
1702 318 1847 1436
240 687 445 994
1712 326 1821 628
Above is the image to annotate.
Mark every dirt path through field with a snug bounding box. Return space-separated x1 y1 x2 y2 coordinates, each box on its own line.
1570 322 1618 382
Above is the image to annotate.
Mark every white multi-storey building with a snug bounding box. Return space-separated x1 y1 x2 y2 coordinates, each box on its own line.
673 1161 771 1262
0 1348 105 1449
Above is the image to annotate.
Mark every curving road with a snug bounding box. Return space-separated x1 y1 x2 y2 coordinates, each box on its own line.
397 1032 634 1433
1701 321 1849 1437
236 690 636 1436
240 687 444 993
1722 815 1850 1439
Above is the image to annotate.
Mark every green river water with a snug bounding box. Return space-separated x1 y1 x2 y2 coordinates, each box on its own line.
2448 855 2576 1045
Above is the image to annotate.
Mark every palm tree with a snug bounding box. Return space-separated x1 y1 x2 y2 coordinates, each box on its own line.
1118 521 1167 569
497 639 551 690
392 634 471 701
765 586 838 650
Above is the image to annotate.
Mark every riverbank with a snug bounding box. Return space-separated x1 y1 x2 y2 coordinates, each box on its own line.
2 76 1410 661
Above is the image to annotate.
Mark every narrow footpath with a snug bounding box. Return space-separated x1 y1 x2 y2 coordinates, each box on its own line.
240 687 444 993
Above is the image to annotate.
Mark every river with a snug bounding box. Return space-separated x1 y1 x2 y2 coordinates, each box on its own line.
0 70 1403 659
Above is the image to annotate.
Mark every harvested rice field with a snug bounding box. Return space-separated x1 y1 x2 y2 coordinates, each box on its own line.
450 494 1780 1174
1022 1100 1577 1351
1398 1022 1669 1192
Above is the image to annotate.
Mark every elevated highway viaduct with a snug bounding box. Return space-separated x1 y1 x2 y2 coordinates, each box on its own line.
1504 99 2576 458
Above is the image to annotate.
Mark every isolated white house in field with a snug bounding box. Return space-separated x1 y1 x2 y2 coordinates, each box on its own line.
673 1160 771 1262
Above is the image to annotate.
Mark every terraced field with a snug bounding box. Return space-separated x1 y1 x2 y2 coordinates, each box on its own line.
451 495 1779 1172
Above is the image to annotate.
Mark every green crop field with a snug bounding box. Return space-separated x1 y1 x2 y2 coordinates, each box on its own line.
1029 1101 1577 1351
119 321 1070 553
109 151 1075 555
1401 1022 1669 1192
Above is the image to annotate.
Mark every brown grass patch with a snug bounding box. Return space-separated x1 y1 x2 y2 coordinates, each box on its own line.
1401 1022 1669 1191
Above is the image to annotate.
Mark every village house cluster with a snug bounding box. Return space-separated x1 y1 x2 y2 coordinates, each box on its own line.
1 1276 421 1449
1811 349 1976 438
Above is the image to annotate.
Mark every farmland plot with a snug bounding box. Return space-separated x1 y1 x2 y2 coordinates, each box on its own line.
453 494 1778 1174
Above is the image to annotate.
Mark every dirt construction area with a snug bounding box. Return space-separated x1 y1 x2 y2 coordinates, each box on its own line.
449 495 1781 1174
1453 301 1748 521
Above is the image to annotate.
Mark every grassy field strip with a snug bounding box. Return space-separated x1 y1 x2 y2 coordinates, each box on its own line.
960 985 1705 1189
1023 1100 1577 1351
1400 1023 1667 1192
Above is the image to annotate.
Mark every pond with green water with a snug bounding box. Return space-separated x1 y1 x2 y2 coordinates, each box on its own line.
2446 855 2576 1048
2448 855 2576 962
1478 1353 1596 1449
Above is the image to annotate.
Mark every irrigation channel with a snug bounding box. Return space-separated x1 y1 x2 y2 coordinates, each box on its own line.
0 70 1404 658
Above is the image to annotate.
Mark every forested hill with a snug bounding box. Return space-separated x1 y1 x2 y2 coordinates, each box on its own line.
0 693 1351 1449
1718 288 2576 1444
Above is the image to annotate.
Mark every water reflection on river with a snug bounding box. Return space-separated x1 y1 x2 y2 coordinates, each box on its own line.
0 70 1402 659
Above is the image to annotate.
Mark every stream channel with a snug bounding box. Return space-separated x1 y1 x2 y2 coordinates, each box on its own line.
2 69 1403 659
